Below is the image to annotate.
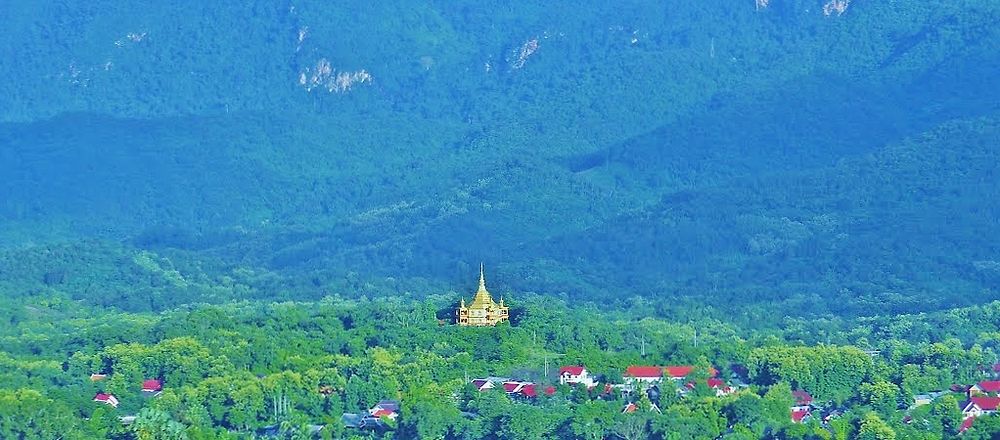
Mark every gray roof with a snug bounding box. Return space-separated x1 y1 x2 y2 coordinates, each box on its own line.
374 400 400 412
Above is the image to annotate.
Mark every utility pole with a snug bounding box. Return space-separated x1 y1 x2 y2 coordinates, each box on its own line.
633 334 647 357
543 353 566 379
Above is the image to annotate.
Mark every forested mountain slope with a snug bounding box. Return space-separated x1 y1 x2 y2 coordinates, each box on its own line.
0 1 997 319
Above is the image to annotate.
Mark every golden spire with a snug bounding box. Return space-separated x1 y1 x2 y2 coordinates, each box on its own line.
479 262 486 292
470 263 495 308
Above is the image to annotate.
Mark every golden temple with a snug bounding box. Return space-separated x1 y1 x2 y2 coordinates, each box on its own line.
456 264 509 326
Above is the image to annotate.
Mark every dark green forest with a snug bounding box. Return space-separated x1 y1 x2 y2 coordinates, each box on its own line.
1 0 999 438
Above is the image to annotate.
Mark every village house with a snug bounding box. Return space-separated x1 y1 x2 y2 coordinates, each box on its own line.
624 366 665 385
559 365 598 388
456 264 509 327
500 380 553 399
470 376 513 392
622 400 661 414
961 396 1000 419
471 378 495 392
665 365 718 380
343 400 402 431
970 380 1000 396
663 366 695 380
685 378 734 397
142 379 163 397
502 381 531 395
961 417 976 433
792 389 813 409
93 393 120 408
789 389 813 423
90 373 107 382
369 400 400 420
520 384 556 398
912 391 947 407
469 377 553 399
791 407 811 423
625 365 718 387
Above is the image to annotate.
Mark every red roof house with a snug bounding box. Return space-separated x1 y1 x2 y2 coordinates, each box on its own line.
971 381 1000 395
142 379 163 393
371 409 395 418
93 393 120 408
684 378 734 397
513 384 555 398
522 384 538 398
791 408 810 423
559 365 598 387
663 366 694 379
624 366 663 382
471 379 493 391
663 365 719 379
793 390 813 407
961 416 975 433
503 381 525 393
962 396 1000 418
368 400 400 420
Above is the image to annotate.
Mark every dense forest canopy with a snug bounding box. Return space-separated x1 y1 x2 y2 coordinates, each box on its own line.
0 0 998 439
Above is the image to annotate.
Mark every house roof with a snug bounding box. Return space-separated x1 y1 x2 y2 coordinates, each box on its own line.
793 390 813 405
522 384 537 398
142 379 162 392
472 379 490 390
371 409 395 418
663 365 718 378
93 393 119 407
503 382 525 393
969 396 1000 411
961 417 975 433
663 366 693 378
791 408 810 423
977 381 1000 393
625 366 663 378
374 400 400 412
685 378 726 390
560 366 586 376
622 403 637 413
